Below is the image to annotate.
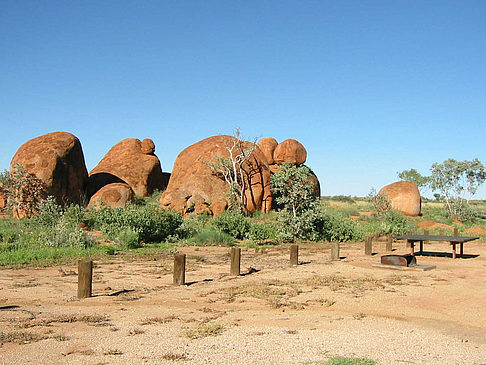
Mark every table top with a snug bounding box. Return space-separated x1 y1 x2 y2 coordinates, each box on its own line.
394 235 479 243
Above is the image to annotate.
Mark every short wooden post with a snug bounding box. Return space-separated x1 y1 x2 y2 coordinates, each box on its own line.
173 254 186 285
385 234 393 252
290 245 299 266
331 241 340 260
423 229 429 246
230 247 241 276
439 228 444 236
454 227 459 236
364 236 372 256
77 260 93 299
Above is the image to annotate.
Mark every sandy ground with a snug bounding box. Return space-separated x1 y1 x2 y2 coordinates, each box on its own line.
1 238 486 365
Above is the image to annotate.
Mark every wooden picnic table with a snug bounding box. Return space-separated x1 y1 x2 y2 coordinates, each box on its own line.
394 234 479 259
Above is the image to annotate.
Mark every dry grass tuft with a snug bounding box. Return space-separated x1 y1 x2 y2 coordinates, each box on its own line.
103 349 123 355
140 315 179 325
128 328 145 336
0 330 48 344
162 352 188 361
183 323 224 339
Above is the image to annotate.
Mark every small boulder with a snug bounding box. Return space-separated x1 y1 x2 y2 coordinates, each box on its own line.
258 137 278 165
273 139 307 165
87 183 135 209
378 181 421 217
10 131 88 206
88 138 164 198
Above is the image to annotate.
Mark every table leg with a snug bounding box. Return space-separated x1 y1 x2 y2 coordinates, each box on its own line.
408 240 415 255
460 243 464 256
451 243 457 259
419 240 424 254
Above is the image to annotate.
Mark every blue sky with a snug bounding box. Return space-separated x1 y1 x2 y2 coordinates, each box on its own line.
1 1 485 198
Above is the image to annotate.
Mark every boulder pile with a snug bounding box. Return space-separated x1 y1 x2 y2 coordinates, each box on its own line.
159 135 273 215
87 138 165 200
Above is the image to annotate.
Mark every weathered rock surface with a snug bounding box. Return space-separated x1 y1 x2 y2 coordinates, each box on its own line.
88 138 164 198
87 183 135 209
160 135 272 215
379 181 421 217
10 131 88 206
258 137 278 165
273 139 307 165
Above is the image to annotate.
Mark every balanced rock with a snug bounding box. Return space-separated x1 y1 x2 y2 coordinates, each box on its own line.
273 139 307 165
258 137 278 165
160 135 272 215
88 138 164 198
378 181 421 217
87 183 135 209
10 132 88 206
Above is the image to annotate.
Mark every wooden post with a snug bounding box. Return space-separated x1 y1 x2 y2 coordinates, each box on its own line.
331 241 340 260
424 229 429 246
230 247 241 276
454 227 459 236
385 234 393 252
173 254 186 285
364 236 372 256
439 228 444 236
77 260 93 299
290 245 299 266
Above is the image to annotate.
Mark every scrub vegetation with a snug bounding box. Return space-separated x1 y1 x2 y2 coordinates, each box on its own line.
0 161 485 267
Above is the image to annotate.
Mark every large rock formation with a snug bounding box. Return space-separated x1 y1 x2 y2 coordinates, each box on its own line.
378 181 421 217
160 135 273 215
10 132 88 206
87 183 135 209
88 138 165 198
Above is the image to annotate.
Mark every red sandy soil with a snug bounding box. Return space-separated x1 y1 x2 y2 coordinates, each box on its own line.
1 239 486 364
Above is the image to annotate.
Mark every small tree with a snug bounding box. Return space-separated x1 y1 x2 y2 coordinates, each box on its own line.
1 164 48 218
397 168 430 194
429 158 486 219
206 128 258 213
271 164 321 241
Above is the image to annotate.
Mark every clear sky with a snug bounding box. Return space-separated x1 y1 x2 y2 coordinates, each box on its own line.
1 1 485 198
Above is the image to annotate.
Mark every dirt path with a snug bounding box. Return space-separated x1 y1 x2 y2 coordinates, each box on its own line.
1 239 486 364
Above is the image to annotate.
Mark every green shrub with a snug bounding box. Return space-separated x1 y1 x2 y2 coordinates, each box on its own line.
321 210 358 242
448 199 480 222
112 228 141 249
378 210 416 235
275 208 323 242
178 214 211 239
247 220 277 243
33 198 94 249
88 204 183 243
212 211 250 240
190 229 235 246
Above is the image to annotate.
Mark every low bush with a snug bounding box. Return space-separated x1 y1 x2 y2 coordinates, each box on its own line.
211 211 250 240
88 204 183 244
377 210 416 236
320 210 359 242
247 220 277 244
189 229 235 246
